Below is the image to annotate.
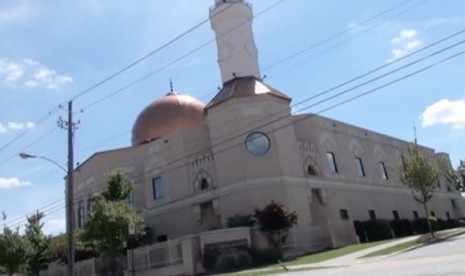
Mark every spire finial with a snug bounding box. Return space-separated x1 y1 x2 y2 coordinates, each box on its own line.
170 78 174 92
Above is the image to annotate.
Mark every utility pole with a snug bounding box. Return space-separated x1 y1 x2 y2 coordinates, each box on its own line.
59 101 77 276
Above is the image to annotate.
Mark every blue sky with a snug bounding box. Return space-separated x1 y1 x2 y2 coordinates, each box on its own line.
0 0 464 235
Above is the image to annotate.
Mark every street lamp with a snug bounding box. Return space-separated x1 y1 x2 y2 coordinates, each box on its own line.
19 153 67 173
19 152 75 276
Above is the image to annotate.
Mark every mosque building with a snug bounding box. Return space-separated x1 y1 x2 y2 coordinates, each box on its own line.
73 0 464 251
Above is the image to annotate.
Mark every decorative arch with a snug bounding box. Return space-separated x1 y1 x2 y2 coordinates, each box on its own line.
373 145 387 160
349 139 364 156
303 157 321 177
193 170 214 192
319 132 337 151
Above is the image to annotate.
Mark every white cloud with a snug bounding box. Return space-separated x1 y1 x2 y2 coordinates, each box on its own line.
43 218 66 236
0 58 73 90
0 177 30 189
388 29 423 62
421 99 465 129
7 121 35 130
0 123 6 133
0 121 35 134
26 121 35 128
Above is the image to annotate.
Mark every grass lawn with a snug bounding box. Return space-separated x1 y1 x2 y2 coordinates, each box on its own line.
234 239 392 275
278 239 391 266
361 228 465 258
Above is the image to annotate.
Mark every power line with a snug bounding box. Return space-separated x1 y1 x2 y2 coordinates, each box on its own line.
0 2 240 157
0 126 60 169
131 48 465 185
9 43 465 233
202 27 465 152
263 0 425 71
10 26 465 226
6 3 460 230
80 0 287 111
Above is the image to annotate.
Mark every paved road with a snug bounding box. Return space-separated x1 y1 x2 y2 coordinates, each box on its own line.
278 234 465 276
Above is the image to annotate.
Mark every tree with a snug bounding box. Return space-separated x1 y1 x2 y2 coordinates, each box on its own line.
400 146 439 238
101 170 132 202
254 201 298 249
0 215 29 276
24 211 49 275
46 230 97 265
82 170 145 275
82 200 144 258
446 160 465 193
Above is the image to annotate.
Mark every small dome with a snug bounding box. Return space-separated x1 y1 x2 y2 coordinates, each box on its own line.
131 92 205 146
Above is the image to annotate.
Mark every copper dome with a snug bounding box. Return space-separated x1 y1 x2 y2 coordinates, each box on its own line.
131 92 206 145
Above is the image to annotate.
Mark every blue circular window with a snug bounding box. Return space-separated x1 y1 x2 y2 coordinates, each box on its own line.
245 132 270 156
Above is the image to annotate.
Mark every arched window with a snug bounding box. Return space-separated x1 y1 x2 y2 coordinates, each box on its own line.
307 165 317 176
200 178 209 190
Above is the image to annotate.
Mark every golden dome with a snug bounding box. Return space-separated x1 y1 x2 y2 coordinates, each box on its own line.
131 92 206 146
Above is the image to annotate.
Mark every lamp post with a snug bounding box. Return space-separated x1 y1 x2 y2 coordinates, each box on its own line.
20 152 75 276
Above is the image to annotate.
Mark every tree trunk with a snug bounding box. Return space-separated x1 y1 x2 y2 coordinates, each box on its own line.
423 203 435 239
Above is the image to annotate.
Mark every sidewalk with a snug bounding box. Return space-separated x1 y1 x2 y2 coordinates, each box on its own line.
237 227 465 274
288 235 418 270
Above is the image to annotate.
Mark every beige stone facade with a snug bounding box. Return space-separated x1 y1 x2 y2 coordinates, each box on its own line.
72 0 465 254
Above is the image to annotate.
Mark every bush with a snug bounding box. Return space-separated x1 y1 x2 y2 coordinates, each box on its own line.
255 201 298 248
227 214 255 228
437 218 448 230
412 217 438 234
213 249 252 272
251 248 283 264
202 246 219 271
400 219 414 236
390 219 414 237
353 221 367 243
446 219 461 229
364 219 393 242
203 246 253 272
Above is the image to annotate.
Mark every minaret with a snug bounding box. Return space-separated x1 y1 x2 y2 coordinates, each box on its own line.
210 0 261 84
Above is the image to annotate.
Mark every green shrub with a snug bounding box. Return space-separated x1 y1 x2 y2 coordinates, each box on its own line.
202 246 219 271
364 219 393 242
390 220 403 237
401 219 414 236
390 219 414 237
227 214 255 228
251 248 283 264
437 218 448 230
212 249 253 273
412 217 438 234
203 247 253 272
446 219 461 228
353 221 367 243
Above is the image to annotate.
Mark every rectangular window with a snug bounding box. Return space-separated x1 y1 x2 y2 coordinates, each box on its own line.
413 211 419 219
392 210 400 220
125 194 134 206
430 211 436 217
355 157 365 177
451 199 457 209
78 200 85 228
152 176 164 200
340 209 349 220
446 211 451 220
379 162 389 180
326 152 338 173
368 209 376 220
